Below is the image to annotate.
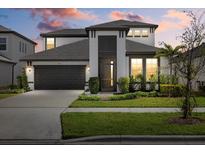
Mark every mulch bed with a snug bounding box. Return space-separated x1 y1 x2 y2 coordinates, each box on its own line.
168 117 204 125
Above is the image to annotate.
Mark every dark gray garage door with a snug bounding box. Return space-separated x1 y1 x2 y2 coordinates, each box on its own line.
34 65 85 90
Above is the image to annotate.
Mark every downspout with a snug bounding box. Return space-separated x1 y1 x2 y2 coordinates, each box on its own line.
11 63 16 85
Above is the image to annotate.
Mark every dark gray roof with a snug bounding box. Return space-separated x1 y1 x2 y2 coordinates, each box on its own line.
0 25 11 32
0 25 37 45
126 40 158 55
86 20 158 30
21 39 158 61
40 29 88 37
21 39 89 61
0 55 16 64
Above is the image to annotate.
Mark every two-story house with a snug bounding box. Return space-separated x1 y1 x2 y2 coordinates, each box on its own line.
22 20 166 91
0 25 37 87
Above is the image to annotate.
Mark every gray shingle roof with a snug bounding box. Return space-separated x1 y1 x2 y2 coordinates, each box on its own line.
86 20 158 30
21 39 89 61
0 55 16 64
126 40 158 55
40 29 88 37
0 25 37 45
21 39 158 61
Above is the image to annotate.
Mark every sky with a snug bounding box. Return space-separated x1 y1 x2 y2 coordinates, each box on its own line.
0 8 202 52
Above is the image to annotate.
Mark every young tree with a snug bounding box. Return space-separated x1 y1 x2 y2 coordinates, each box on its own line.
155 43 184 83
175 11 205 119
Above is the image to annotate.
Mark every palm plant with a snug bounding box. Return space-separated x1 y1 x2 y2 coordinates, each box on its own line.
155 43 184 84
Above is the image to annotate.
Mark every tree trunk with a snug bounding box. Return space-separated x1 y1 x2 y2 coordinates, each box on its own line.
183 78 192 119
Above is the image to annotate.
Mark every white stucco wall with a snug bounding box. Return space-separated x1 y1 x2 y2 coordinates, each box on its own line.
126 28 155 46
89 31 98 77
89 30 128 80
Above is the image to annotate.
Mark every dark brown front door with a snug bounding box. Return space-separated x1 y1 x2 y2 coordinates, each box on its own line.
99 57 116 91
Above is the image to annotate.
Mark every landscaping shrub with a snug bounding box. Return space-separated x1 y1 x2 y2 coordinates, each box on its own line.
129 75 136 92
8 84 18 90
109 93 137 101
136 91 158 97
89 77 99 94
160 84 184 97
78 94 100 101
17 76 23 89
118 77 129 94
17 70 30 92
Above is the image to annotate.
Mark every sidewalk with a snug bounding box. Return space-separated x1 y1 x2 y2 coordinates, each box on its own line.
64 107 205 113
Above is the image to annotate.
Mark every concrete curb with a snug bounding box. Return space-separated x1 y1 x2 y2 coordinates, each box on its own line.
65 107 205 113
1 136 205 144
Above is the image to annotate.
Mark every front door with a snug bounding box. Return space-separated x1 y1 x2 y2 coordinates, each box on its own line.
99 57 116 91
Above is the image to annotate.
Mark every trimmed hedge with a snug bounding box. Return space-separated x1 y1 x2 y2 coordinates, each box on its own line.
109 93 137 101
118 77 129 94
89 77 99 94
78 94 100 101
160 84 184 97
136 91 158 97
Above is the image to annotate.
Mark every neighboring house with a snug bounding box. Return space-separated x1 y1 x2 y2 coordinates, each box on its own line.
21 19 168 91
0 25 37 87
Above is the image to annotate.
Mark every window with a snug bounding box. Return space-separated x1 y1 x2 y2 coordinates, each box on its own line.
146 58 158 81
110 61 114 86
127 29 133 37
134 30 141 37
24 44 27 53
22 43 24 52
142 30 148 37
0 38 7 51
131 58 143 78
46 38 55 50
19 42 21 52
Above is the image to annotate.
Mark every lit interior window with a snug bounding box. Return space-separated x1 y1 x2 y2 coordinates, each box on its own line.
46 38 55 50
142 30 148 37
146 58 158 81
110 61 114 86
134 30 141 37
131 58 143 77
127 29 133 37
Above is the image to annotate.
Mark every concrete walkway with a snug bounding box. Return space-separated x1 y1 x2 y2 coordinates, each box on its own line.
65 107 205 113
0 90 82 139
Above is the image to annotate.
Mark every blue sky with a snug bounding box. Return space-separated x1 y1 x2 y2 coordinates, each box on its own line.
0 8 197 51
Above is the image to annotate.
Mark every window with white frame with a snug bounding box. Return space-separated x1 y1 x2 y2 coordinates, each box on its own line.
142 30 148 37
0 38 7 51
46 38 55 50
127 29 133 37
134 30 141 37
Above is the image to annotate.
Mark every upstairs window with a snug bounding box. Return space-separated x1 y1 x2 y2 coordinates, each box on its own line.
0 38 7 51
142 30 148 37
127 29 133 37
46 38 55 50
134 30 141 37
19 42 21 52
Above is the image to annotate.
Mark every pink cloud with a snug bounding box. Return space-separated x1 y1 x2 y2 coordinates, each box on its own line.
37 20 66 32
110 11 144 21
156 9 190 33
30 8 97 21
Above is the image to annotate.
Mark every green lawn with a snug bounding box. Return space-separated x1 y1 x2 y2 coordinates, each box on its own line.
61 112 205 138
70 97 205 108
0 94 17 100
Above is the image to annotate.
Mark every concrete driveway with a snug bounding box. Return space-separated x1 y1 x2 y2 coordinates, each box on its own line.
0 90 82 139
